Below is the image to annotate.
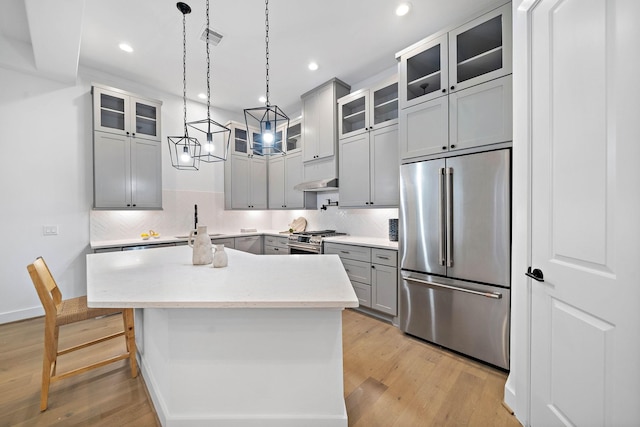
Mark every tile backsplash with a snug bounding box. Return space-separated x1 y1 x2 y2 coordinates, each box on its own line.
90 190 398 242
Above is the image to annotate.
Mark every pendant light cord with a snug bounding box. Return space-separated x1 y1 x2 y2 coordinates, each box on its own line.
206 0 211 123
264 0 270 107
182 9 188 135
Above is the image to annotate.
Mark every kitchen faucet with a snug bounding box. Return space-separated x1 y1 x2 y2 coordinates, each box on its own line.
194 204 198 232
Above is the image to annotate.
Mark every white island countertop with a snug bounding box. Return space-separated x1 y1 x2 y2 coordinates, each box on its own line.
87 245 358 309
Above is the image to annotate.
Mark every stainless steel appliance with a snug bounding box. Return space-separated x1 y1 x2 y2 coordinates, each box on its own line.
399 149 511 369
287 230 346 254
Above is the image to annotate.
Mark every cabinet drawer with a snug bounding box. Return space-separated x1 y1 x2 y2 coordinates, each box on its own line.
264 245 287 255
352 282 371 308
264 235 289 249
211 238 235 249
341 259 371 285
324 243 371 262
371 248 397 267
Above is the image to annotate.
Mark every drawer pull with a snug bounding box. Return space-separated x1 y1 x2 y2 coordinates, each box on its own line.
340 251 350 254
376 256 390 260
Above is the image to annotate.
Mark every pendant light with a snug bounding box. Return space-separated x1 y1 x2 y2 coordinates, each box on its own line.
187 0 231 162
168 2 201 171
243 0 289 156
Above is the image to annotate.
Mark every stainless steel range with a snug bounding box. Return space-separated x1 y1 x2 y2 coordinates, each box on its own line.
287 230 347 254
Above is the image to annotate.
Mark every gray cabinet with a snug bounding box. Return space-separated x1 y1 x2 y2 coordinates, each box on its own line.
301 79 349 162
338 76 399 208
397 4 513 161
324 242 398 316
399 75 512 160
268 151 312 209
264 235 289 255
338 75 398 139
339 125 399 208
398 3 512 109
93 85 162 141
211 237 235 249
234 235 263 254
92 85 162 209
224 122 268 210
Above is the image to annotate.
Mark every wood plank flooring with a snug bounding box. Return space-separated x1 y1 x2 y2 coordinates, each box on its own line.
0 309 520 426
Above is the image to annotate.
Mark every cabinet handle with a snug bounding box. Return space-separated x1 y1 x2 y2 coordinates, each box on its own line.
450 85 455 90
442 146 447 150
340 251 350 254
132 204 136 207
132 133 135 137
377 256 390 260
126 131 130 135
126 204 131 207
371 265 376 269
441 89 446 93
450 144 456 149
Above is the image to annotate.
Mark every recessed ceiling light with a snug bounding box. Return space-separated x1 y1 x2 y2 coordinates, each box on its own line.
119 43 133 53
308 62 319 71
197 93 207 100
258 96 267 103
395 2 411 16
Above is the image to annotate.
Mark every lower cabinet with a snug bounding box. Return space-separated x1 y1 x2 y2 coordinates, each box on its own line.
264 235 289 255
324 242 397 316
211 237 235 249
234 235 263 254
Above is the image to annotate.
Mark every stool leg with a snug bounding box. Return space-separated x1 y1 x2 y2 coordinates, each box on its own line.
122 309 138 378
40 321 58 411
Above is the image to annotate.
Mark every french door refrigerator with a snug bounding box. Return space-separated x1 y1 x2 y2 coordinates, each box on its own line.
399 148 511 369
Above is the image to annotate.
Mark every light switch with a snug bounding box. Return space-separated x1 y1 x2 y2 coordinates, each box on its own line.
43 225 59 236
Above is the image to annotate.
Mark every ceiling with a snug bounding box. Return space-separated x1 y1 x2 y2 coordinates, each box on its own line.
0 0 500 114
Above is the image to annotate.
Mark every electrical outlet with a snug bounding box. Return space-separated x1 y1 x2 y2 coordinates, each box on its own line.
43 225 59 236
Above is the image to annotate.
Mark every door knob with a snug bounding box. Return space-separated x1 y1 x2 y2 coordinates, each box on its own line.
525 266 544 282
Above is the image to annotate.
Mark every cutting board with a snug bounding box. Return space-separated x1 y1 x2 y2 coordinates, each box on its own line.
289 217 307 232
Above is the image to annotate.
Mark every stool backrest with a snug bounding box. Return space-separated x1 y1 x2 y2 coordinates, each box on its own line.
27 257 62 318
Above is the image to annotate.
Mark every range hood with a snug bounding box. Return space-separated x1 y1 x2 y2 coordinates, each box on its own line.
294 178 339 192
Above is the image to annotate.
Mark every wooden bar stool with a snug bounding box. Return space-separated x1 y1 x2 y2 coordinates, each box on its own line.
26 257 138 411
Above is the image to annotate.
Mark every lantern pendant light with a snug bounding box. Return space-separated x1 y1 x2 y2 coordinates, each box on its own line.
244 0 289 156
188 0 231 162
168 2 201 171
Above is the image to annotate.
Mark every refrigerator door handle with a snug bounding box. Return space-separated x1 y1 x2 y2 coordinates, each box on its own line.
445 167 454 267
404 276 503 300
438 167 446 266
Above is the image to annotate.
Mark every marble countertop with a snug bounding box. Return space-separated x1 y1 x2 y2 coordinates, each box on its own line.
86 245 359 309
323 235 399 250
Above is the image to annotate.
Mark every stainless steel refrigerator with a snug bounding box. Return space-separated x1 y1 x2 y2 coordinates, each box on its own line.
399 148 511 369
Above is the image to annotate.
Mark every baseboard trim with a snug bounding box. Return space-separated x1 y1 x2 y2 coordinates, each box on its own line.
0 306 44 325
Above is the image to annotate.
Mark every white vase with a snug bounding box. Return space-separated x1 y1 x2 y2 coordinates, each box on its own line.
212 244 228 268
188 226 213 265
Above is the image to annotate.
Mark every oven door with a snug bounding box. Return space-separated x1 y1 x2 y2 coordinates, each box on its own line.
287 242 321 254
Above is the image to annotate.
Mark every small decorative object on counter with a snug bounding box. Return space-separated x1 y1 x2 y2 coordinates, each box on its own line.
389 218 398 242
212 244 228 268
188 225 213 265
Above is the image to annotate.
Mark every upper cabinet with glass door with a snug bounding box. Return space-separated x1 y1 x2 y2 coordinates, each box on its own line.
92 85 162 141
338 75 398 139
398 3 511 109
285 118 302 153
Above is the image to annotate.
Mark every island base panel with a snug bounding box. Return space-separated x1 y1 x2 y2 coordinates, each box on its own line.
138 307 348 427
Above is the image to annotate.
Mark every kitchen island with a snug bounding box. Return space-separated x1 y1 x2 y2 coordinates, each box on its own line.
87 246 358 427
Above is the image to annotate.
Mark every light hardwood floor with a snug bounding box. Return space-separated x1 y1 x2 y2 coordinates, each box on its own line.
0 309 520 426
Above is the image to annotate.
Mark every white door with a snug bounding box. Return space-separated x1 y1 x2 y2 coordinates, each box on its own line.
530 1 640 426
339 133 370 207
268 155 285 209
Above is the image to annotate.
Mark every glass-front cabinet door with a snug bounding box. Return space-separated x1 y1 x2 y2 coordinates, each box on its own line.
94 87 130 135
132 97 161 141
448 3 512 92
285 120 302 152
338 90 369 138
370 77 398 130
399 34 448 109
231 126 249 155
